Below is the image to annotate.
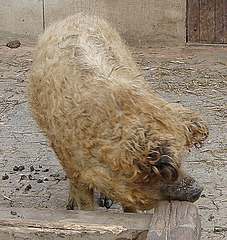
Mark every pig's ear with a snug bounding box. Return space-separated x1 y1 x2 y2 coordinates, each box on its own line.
134 144 180 183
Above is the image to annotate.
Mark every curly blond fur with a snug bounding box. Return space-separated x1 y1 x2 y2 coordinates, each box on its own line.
28 14 209 212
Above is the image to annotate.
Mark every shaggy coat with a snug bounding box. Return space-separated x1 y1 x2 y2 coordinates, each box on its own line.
29 14 208 212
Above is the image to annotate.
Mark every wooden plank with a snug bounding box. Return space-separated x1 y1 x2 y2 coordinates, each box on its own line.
0 201 201 240
146 201 201 240
0 208 151 240
187 0 200 42
200 0 215 43
215 0 227 43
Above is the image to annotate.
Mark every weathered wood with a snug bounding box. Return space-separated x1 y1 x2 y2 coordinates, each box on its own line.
146 201 201 240
0 201 201 240
200 0 215 43
215 0 227 43
187 0 200 42
188 0 226 43
0 208 151 240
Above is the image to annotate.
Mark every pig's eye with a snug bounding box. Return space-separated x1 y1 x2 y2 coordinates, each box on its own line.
135 145 180 183
147 145 179 182
148 154 179 182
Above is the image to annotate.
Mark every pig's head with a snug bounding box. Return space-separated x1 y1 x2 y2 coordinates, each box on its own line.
125 129 204 210
130 151 203 210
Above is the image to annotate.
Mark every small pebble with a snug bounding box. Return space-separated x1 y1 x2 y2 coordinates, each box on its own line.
13 166 19 171
213 227 227 233
39 165 42 168
28 174 35 180
20 175 27 180
34 170 40 175
37 179 43 183
2 174 9 180
11 211 17 216
18 166 25 171
208 215 214 221
25 184 32 191
201 194 206 198
50 173 59 177
44 177 49 181
30 166 35 172
6 40 21 49
43 169 49 172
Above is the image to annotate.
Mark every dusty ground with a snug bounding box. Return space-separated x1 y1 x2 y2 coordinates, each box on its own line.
0 44 226 240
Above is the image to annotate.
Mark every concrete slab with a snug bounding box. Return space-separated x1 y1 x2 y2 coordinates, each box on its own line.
0 0 43 45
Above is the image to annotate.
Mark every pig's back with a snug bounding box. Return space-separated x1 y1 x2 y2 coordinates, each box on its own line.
28 14 144 164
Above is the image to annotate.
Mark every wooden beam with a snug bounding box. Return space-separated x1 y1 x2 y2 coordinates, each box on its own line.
200 0 215 43
146 201 201 240
0 208 150 240
188 0 200 42
0 201 201 240
215 0 226 43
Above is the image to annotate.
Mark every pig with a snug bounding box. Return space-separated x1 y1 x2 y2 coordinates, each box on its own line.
28 14 209 212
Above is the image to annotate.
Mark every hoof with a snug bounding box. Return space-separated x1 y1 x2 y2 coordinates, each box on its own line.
98 196 113 209
104 197 113 209
66 205 79 210
66 206 74 210
98 197 106 207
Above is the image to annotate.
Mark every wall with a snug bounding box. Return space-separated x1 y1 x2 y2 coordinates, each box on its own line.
0 0 43 45
0 0 186 46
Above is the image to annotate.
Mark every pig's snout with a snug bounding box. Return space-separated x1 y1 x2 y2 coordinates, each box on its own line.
187 182 203 202
161 176 204 203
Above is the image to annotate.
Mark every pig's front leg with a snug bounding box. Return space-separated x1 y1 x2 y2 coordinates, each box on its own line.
66 180 94 211
98 192 113 209
66 180 78 210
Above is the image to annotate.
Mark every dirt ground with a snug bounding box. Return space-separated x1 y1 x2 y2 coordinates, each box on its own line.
0 43 226 240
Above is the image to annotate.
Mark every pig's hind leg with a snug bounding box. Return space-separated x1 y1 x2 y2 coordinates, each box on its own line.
122 204 137 213
66 180 94 211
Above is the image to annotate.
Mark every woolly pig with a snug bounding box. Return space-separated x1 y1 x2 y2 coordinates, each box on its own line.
28 14 208 212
